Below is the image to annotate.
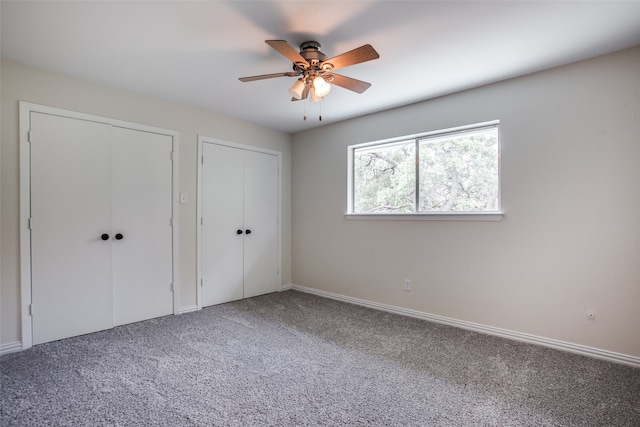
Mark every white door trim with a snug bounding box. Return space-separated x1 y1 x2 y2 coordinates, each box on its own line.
19 102 181 350
196 135 282 310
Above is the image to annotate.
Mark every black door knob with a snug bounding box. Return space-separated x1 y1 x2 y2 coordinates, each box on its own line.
115 233 124 240
101 233 109 241
236 229 243 235
245 229 252 235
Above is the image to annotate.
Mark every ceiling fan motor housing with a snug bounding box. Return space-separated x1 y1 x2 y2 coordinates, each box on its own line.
293 41 328 73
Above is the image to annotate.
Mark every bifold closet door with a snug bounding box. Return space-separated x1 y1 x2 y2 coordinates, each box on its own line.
201 143 245 306
112 127 174 326
201 143 279 307
30 113 175 345
243 150 279 299
30 113 114 345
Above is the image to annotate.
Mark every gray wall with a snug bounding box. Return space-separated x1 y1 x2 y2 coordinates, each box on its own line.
291 47 640 357
1 59 292 346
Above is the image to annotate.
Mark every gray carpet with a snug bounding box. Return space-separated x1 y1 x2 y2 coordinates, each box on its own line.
1 290 639 426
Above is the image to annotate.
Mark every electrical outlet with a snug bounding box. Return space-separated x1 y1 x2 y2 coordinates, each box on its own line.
404 279 411 291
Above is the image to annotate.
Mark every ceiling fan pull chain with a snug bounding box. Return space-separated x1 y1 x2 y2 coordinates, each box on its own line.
303 99 307 121
319 102 322 121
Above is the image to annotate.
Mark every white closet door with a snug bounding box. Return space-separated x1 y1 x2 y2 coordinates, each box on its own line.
112 127 174 326
243 150 280 298
201 143 245 306
30 113 114 345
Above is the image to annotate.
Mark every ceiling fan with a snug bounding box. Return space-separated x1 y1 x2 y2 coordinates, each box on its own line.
239 40 379 102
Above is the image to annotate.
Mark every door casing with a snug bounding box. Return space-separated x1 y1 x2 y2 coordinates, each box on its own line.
196 136 282 310
19 102 180 350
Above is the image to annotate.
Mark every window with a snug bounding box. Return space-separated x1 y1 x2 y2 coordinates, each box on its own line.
348 122 500 217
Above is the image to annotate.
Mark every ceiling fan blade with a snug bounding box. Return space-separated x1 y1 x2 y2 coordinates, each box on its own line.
323 44 379 71
329 74 372 94
239 72 298 82
266 40 308 67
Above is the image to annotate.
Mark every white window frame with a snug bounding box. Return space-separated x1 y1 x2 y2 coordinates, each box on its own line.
346 121 503 221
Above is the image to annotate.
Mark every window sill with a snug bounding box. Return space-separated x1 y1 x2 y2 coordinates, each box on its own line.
344 212 504 221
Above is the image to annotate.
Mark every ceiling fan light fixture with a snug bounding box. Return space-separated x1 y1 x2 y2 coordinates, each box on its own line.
309 89 324 103
312 76 331 97
288 78 306 99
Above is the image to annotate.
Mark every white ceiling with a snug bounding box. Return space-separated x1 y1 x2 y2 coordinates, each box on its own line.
2 1 640 134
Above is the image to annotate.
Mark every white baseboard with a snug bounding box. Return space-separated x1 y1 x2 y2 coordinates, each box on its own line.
178 305 198 314
0 341 23 356
290 284 640 368
280 284 293 291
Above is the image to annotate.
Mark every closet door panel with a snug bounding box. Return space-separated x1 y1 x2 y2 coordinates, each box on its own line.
243 150 280 298
30 113 113 345
201 143 244 306
112 127 174 326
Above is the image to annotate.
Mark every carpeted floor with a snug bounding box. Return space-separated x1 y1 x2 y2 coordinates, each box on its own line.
1 290 639 426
